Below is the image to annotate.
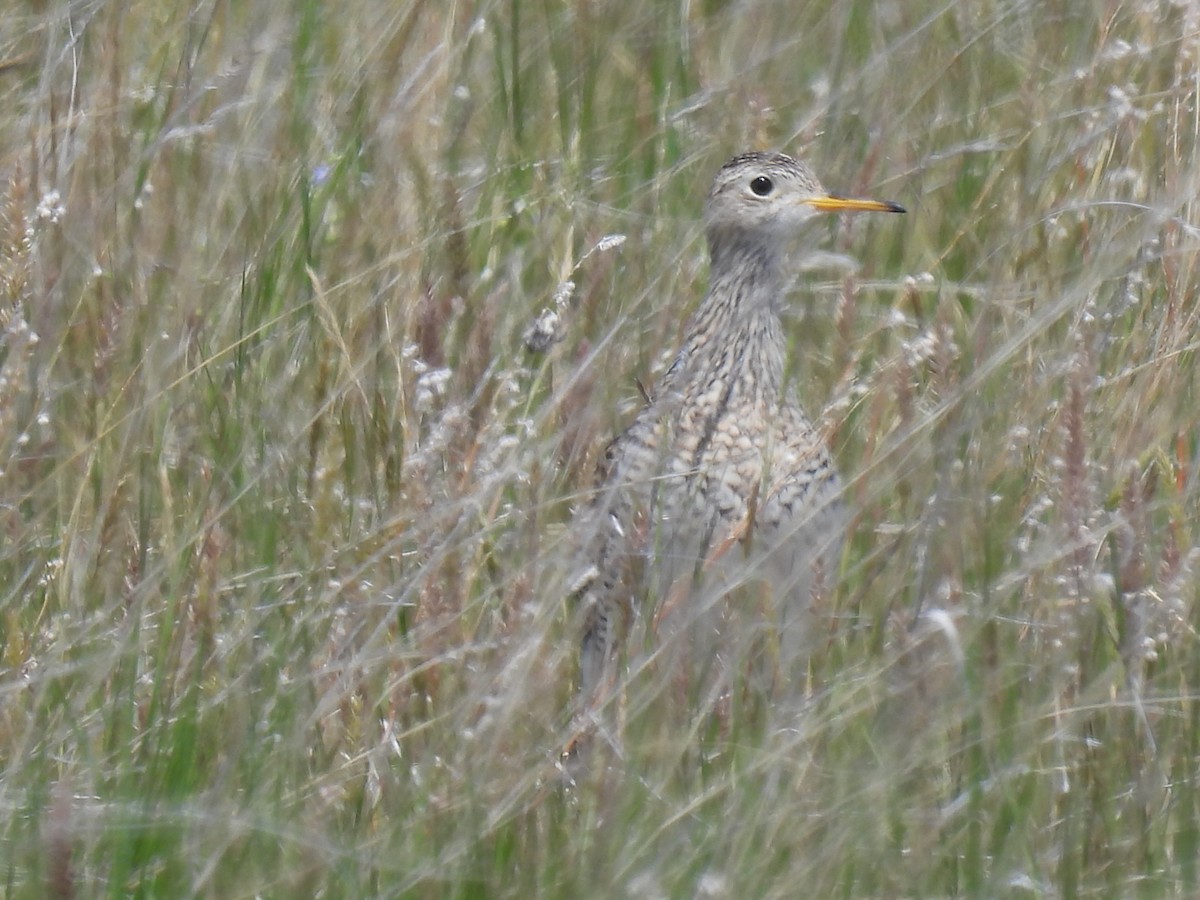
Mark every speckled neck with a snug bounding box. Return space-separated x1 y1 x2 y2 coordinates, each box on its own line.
678 230 789 405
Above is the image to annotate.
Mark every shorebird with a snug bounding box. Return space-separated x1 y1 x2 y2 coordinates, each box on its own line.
571 150 905 723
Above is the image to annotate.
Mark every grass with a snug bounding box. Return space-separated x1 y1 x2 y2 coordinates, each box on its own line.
2 0 1200 895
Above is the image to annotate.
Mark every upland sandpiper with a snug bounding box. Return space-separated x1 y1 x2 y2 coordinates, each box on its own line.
572 151 905 721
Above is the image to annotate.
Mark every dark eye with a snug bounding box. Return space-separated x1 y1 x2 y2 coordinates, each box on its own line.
750 175 773 196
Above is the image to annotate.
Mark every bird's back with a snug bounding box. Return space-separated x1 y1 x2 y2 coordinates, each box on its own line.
573 326 844 705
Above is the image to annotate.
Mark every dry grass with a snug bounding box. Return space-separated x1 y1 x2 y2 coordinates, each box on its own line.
2 0 1200 895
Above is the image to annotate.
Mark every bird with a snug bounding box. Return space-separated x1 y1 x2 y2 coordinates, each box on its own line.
569 150 905 734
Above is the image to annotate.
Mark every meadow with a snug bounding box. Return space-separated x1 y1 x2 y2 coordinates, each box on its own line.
2 0 1200 895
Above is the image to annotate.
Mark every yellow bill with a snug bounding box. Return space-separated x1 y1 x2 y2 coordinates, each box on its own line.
807 195 906 214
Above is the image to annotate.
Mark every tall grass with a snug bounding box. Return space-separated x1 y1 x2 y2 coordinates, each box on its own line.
1 0 1199 895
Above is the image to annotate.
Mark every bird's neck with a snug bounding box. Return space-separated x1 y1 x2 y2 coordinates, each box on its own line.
705 230 784 305
678 234 788 402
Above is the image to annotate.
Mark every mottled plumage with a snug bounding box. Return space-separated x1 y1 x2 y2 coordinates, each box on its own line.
573 151 904 710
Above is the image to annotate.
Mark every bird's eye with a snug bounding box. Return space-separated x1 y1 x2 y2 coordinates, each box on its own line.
750 175 774 196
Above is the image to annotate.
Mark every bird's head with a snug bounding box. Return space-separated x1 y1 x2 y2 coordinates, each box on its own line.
704 151 904 247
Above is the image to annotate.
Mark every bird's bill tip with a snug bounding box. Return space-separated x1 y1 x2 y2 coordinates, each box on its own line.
807 195 906 214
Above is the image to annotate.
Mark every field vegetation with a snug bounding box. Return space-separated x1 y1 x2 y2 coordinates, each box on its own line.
3 0 1200 895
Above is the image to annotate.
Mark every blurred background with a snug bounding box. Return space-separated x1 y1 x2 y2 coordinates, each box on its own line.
2 0 1199 895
